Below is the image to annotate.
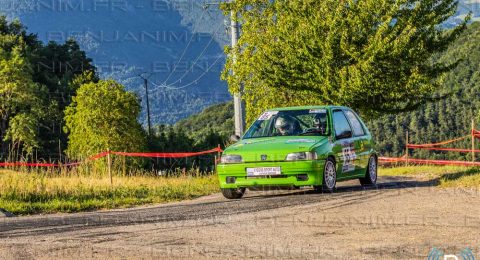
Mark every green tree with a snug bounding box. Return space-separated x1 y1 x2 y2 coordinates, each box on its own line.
0 37 42 158
0 16 97 161
222 0 468 123
33 40 98 159
64 80 146 160
4 113 39 156
367 22 480 160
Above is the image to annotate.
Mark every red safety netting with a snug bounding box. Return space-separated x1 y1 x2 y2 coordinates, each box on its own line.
393 130 480 166
110 147 223 158
379 157 480 167
406 146 480 153
473 129 480 139
407 135 469 148
0 148 223 168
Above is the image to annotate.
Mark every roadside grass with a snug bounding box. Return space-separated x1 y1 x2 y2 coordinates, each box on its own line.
379 165 480 188
0 169 219 215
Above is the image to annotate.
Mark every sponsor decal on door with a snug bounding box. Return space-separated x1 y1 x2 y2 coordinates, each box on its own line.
341 142 357 173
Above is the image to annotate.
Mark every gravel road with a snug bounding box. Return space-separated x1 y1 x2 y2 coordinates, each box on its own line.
1 176 479 259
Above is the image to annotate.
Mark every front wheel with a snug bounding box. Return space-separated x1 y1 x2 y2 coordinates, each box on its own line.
221 188 246 199
360 155 377 186
314 158 337 193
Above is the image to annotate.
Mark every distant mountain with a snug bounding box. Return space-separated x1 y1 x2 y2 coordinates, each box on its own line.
0 0 478 125
0 0 231 125
444 0 480 27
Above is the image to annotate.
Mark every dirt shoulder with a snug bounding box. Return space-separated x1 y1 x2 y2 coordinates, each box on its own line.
1 175 479 259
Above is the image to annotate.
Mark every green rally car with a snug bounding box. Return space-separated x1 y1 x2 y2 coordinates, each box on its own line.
217 106 377 199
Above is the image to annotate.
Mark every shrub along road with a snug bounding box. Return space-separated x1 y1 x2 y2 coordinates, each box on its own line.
0 175 479 259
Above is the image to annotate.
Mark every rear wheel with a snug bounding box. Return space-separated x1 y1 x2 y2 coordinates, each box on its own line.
360 155 377 186
314 158 336 193
221 188 246 199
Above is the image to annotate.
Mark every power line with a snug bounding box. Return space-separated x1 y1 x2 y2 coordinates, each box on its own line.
147 19 225 93
163 21 225 88
149 53 224 91
162 7 209 85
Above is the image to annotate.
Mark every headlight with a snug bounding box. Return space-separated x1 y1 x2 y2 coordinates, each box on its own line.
285 152 317 161
221 154 243 164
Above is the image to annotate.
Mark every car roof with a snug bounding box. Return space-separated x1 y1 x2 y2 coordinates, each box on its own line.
267 105 350 111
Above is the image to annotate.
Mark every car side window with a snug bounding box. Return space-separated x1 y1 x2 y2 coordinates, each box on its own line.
332 110 353 139
344 110 365 136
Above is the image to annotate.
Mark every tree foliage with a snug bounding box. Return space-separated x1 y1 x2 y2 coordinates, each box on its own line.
175 102 234 147
33 39 98 159
4 113 39 155
145 102 234 171
204 22 480 160
64 80 146 159
367 22 480 160
0 16 97 160
222 0 468 123
0 34 42 157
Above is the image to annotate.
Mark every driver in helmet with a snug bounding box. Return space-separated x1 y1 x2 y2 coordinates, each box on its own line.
275 116 299 136
313 113 328 134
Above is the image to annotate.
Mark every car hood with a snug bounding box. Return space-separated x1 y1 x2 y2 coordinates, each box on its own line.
224 136 328 162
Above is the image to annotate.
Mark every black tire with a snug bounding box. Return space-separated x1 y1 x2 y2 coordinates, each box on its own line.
314 157 337 193
360 155 377 186
221 188 246 199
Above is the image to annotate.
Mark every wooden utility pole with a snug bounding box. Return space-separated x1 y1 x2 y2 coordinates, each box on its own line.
472 120 475 162
405 131 409 167
58 139 62 164
122 154 126 177
230 0 245 137
107 148 112 185
138 73 152 136
202 0 245 135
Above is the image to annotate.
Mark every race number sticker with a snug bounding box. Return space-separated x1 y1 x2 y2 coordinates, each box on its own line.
258 111 279 120
341 142 357 173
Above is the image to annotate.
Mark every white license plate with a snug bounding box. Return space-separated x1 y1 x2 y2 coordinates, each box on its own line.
246 167 281 176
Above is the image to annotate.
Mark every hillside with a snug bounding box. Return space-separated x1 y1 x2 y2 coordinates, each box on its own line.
368 21 480 160
175 101 234 142
0 0 230 124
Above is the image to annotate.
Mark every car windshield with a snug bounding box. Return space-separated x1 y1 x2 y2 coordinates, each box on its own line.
243 109 330 139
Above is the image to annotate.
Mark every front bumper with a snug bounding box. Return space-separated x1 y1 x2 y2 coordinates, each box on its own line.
217 160 325 188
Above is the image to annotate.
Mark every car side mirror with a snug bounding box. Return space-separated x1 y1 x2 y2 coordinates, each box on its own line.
230 134 240 142
336 130 352 140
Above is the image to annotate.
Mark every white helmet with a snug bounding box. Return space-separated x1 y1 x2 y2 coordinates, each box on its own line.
275 116 294 135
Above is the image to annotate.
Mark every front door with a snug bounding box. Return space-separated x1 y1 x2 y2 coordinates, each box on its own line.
344 109 369 174
331 110 357 179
